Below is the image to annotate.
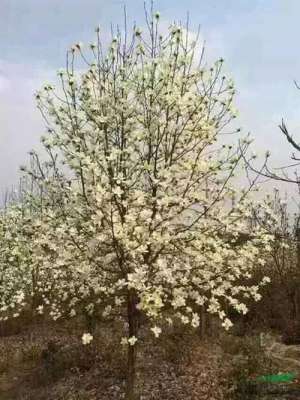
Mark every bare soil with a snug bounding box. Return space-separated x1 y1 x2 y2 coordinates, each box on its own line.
0 319 227 400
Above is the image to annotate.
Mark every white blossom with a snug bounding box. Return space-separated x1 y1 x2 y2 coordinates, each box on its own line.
150 326 162 338
82 332 93 345
128 336 138 346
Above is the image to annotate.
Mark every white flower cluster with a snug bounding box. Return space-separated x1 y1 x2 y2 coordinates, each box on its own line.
82 332 93 345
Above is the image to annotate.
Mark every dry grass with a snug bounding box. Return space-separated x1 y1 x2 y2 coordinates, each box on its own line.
0 317 229 400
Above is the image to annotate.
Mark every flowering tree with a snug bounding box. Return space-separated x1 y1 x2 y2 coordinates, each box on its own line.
0 206 31 320
2 11 274 399
0 151 67 322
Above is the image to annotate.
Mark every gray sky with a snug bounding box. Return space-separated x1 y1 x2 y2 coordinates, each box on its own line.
1 0 300 198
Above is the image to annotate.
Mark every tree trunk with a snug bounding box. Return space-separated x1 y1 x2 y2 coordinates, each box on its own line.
125 291 139 400
295 290 299 321
199 305 206 339
295 227 300 321
206 311 211 337
85 314 96 333
291 290 299 321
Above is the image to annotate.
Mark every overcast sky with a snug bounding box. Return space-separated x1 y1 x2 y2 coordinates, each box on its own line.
1 0 300 198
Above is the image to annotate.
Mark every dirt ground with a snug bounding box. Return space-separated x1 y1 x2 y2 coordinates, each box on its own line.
0 319 228 400
1 318 300 400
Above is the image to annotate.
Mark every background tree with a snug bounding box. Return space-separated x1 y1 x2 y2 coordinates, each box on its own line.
0 151 67 323
244 81 300 336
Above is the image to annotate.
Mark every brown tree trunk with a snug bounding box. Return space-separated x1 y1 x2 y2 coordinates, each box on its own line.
295 227 300 321
291 290 299 321
295 290 299 321
199 305 206 339
206 311 211 337
125 290 139 400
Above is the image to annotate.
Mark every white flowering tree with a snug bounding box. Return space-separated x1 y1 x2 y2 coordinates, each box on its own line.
0 206 31 319
8 11 274 399
0 151 68 322
0 205 48 321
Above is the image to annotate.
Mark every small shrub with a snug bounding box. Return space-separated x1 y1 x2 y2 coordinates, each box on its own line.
0 350 12 373
21 343 42 363
160 324 195 365
0 309 36 337
282 319 300 345
221 334 276 399
35 340 102 385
